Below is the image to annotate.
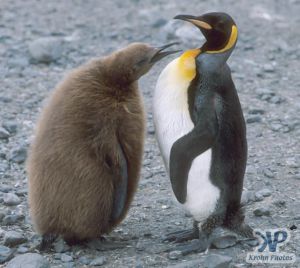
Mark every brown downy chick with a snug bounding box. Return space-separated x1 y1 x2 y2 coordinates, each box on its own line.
26 42 179 249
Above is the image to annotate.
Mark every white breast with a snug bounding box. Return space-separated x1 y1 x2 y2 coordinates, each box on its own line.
153 58 220 222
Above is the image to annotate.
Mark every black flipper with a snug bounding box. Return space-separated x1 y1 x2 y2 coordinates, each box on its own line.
169 97 219 204
110 141 128 221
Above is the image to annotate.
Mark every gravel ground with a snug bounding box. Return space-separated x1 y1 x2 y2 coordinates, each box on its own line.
0 0 299 267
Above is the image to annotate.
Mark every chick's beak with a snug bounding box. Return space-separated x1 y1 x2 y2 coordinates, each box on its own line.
174 14 212 30
150 42 181 63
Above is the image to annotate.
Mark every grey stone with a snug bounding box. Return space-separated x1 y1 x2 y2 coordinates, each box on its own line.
0 127 10 139
3 193 21 206
17 246 30 253
256 88 274 97
9 146 27 164
60 253 73 262
6 253 50 268
256 188 272 197
90 256 106 266
0 245 14 264
211 228 238 249
53 238 70 253
269 95 284 104
2 121 18 134
78 256 91 265
4 230 27 247
2 214 25 225
263 64 275 73
246 115 262 124
0 184 12 193
28 37 64 63
263 168 275 178
203 254 232 268
254 207 271 217
152 18 167 28
248 109 265 115
168 250 182 260
241 190 255 205
0 210 6 221
254 192 264 201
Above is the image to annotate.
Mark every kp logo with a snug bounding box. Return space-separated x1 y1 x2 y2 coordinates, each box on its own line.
246 228 296 264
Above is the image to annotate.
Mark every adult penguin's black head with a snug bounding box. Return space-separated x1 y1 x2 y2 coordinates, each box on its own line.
174 12 238 53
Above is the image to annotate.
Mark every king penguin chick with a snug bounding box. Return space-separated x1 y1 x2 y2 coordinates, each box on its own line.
27 42 179 249
153 13 253 254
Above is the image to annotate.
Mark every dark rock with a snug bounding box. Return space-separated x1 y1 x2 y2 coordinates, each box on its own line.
254 207 271 217
248 109 265 115
28 37 64 64
211 228 238 249
4 230 27 247
3 193 21 206
0 245 14 264
90 256 106 266
203 254 232 268
0 127 10 139
269 95 284 104
6 253 50 268
9 146 27 164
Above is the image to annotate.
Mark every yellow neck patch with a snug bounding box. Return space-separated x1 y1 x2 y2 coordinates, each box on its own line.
207 25 238 54
177 48 201 81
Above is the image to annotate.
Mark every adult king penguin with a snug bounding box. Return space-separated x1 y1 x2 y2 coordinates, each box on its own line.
153 12 253 253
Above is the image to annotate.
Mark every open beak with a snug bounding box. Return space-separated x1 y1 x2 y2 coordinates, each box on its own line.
150 42 181 63
174 14 212 30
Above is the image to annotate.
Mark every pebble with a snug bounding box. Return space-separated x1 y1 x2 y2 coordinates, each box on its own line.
0 245 14 264
8 146 27 164
256 188 272 197
90 256 106 266
53 238 70 253
3 193 21 206
2 214 25 225
60 253 73 262
241 190 256 205
6 253 50 268
28 37 64 64
0 210 5 221
248 109 265 115
263 168 275 178
168 250 182 260
254 207 271 217
246 115 262 124
4 230 27 247
2 121 18 134
78 256 91 265
203 254 232 268
0 127 10 139
211 228 238 249
0 184 12 193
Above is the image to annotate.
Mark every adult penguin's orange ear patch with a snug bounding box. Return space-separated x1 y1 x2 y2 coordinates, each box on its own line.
178 49 201 81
